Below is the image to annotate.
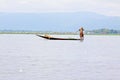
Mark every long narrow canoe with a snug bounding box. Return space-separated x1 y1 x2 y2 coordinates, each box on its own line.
37 35 82 40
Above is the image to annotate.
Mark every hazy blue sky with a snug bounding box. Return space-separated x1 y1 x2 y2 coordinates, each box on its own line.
0 0 120 16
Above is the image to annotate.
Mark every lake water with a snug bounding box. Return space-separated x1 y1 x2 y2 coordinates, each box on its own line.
0 34 120 80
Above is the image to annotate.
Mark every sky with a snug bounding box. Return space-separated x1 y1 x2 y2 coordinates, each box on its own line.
0 0 120 16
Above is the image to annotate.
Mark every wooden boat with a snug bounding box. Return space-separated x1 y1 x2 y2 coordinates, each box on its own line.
37 34 82 40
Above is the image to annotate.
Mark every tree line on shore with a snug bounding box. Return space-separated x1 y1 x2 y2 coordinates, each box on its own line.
85 28 120 35
0 28 120 35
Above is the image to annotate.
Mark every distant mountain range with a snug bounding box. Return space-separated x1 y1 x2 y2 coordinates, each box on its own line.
0 12 120 32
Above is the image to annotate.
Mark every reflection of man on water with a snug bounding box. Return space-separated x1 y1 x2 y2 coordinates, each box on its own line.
79 27 84 40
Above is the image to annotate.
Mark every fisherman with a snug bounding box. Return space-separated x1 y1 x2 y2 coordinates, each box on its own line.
79 27 84 40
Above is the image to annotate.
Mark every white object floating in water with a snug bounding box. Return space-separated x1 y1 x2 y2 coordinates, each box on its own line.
19 69 23 73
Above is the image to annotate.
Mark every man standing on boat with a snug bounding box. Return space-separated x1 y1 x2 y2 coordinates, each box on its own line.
79 27 84 40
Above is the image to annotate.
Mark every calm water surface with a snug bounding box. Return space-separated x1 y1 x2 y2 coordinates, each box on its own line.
0 34 120 80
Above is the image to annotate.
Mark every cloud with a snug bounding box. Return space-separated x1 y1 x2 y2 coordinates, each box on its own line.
0 0 120 16
19 1 29 4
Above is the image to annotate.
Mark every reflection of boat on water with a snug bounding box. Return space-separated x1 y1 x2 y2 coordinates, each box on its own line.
36 34 83 40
